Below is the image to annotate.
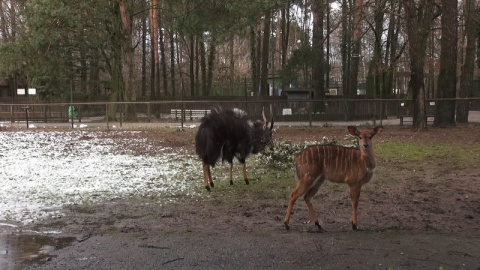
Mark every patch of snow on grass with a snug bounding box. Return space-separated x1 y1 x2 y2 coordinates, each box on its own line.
0 131 201 224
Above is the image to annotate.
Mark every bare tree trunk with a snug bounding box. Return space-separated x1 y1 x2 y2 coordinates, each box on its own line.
404 0 436 131
457 0 475 123
260 9 271 97
11 0 16 40
149 0 159 100
280 2 290 94
169 29 176 97
206 30 216 96
250 25 259 95
274 11 281 94
434 0 457 127
325 0 331 94
383 0 400 98
346 0 363 120
372 0 386 99
255 22 262 94
229 34 235 93
195 37 200 96
80 46 87 97
341 0 351 115
312 0 325 112
159 14 168 97
141 0 147 99
175 32 185 98
189 34 195 96
118 0 137 120
200 33 207 96
0 0 8 41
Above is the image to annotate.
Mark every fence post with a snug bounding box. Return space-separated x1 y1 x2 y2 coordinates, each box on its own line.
181 101 185 129
10 105 13 123
21 106 30 128
106 103 109 131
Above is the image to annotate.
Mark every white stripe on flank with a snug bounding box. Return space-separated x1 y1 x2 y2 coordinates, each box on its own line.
305 150 308 164
308 175 322 190
349 149 353 170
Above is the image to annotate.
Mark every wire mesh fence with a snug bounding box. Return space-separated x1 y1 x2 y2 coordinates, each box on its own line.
1 98 480 129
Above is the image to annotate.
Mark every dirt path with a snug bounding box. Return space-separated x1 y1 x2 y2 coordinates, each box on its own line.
3 125 480 269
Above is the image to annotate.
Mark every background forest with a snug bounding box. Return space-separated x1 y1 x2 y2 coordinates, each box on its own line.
0 0 479 129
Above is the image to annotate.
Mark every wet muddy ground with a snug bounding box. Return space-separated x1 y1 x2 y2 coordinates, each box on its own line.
1 124 480 269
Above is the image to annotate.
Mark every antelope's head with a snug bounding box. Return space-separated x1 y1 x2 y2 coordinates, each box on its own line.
251 107 274 153
262 106 275 149
348 126 383 153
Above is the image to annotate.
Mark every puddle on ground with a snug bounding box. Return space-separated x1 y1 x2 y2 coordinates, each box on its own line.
0 233 76 270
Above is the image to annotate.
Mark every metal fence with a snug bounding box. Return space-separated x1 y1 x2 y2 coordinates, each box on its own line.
1 98 480 129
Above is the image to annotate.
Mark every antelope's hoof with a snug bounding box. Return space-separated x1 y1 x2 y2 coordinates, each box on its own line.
229 180 234 185
352 222 358 231
209 182 214 188
284 222 290 231
205 186 211 192
315 222 325 232
245 179 250 185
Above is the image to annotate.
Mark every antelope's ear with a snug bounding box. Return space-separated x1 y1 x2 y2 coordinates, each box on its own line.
372 126 383 136
347 126 360 136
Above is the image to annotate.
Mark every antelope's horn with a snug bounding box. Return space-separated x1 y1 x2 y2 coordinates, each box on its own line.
262 107 267 123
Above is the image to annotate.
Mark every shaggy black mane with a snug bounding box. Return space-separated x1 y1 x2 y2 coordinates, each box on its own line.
195 107 269 167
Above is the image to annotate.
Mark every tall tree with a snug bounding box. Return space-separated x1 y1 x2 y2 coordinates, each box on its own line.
404 0 437 131
370 0 386 98
250 25 259 95
141 0 147 99
260 8 271 96
149 0 159 99
456 0 476 123
384 0 403 98
189 34 195 96
280 2 291 93
312 0 325 112
200 33 207 95
159 14 168 97
206 30 216 96
117 0 138 119
345 0 363 120
434 0 457 127
169 28 176 97
341 0 351 110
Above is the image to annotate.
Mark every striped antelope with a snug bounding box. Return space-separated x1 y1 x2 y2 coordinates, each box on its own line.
284 126 383 231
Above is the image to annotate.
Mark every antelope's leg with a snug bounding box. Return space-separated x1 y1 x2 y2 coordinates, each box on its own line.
207 165 214 188
202 162 212 191
303 177 325 231
242 163 249 185
284 182 310 231
349 185 361 230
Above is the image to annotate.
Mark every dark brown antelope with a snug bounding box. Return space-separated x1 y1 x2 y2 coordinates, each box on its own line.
284 126 383 231
195 107 274 191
